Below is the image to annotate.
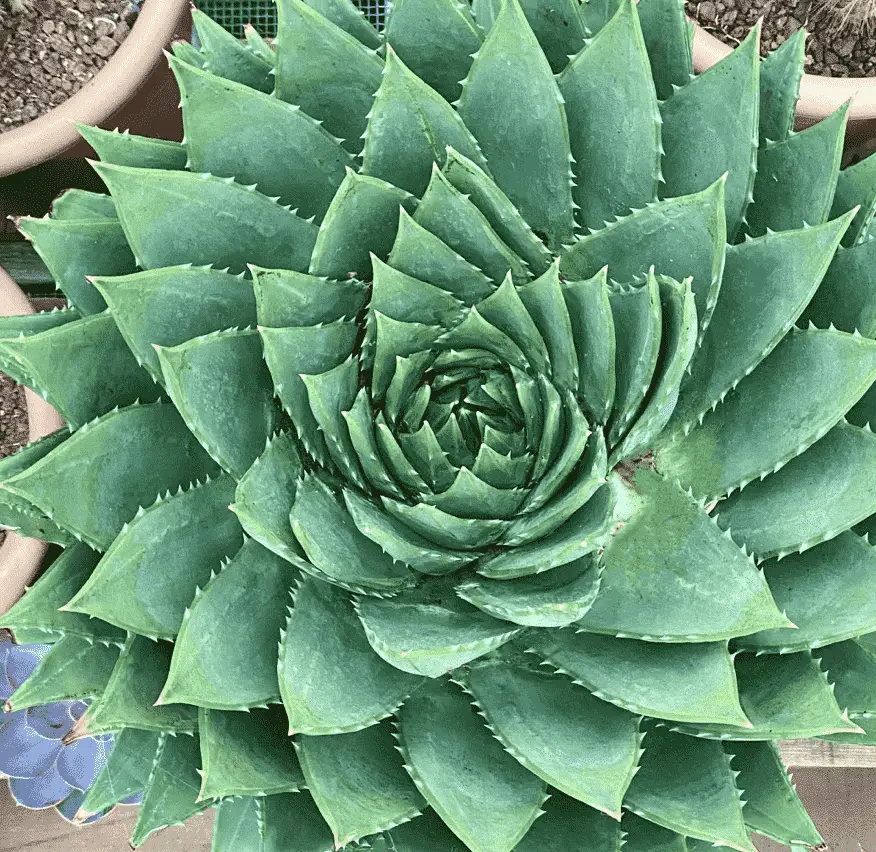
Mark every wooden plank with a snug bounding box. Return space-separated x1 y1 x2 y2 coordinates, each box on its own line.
779 739 876 768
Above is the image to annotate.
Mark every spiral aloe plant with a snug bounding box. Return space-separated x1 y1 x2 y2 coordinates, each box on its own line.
2 0 876 848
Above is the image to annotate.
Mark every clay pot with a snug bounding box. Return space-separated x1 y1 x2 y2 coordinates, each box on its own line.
0 265 63 617
0 0 191 179
692 25 876 149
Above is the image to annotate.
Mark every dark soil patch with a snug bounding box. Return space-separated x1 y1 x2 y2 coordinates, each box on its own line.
686 0 876 77
0 371 29 549
0 0 139 132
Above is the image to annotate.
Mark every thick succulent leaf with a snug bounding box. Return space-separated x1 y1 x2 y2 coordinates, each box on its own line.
612 276 697 463
382 496 510 550
816 638 876 742
231 431 305 565
803 238 876 338
66 476 241 639
636 0 692 101
0 312 162 432
252 265 367 328
383 0 481 103
0 306 80 338
667 213 854 437
744 103 848 238
300 358 366 488
296 721 426 846
290 474 415 594
558 0 661 232
172 39 207 68
560 178 726 336
191 9 273 91
725 741 822 847
92 163 318 273
396 678 547 852
5 634 120 712
457 556 601 627
578 0 620 34
658 27 759 237
516 0 588 71
561 269 616 423
528 630 750 726
309 170 416 279
461 657 640 817
259 320 357 466
243 23 276 63
624 725 755 852
514 793 623 851
606 275 662 447
77 124 188 169
1 402 220 550
423 466 525 520
457 0 574 249
830 150 876 246
212 794 334 852
658 329 876 500
16 217 134 315
79 728 161 815
301 0 380 46
342 390 405 501
737 532 876 653
2 543 123 643
621 813 686 852
675 651 860 740
758 28 805 144
155 329 278 479
279 576 424 735
371 810 469 852
84 635 198 734
578 470 788 641
51 188 116 220
344 489 472 575
478 481 614 579
274 0 383 153
414 167 529 285
716 421 876 558
388 207 495 304
355 582 522 677
362 49 487 197
516 261 578 391
500 426 608 547
199 705 304 798
92 266 256 384
173 56 352 221
131 732 211 848
159 539 296 710
0 431 76 545
442 148 552 276
211 796 265 852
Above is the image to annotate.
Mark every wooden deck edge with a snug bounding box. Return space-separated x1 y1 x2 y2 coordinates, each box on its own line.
779 740 876 767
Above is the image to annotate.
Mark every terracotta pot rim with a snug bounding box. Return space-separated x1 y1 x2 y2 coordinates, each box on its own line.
691 23 876 123
0 0 190 178
0 266 63 618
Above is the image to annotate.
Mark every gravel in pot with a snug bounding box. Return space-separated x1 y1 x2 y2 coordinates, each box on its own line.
0 0 140 131
686 0 876 77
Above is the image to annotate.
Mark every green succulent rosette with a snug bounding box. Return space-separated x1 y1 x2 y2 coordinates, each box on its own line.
2 0 876 849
